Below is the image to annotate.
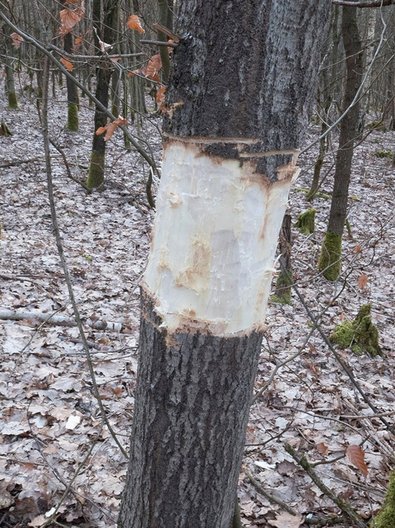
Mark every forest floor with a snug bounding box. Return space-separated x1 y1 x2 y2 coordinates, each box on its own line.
0 86 394 528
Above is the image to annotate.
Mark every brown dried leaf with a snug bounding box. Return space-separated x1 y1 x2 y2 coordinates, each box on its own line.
353 244 363 254
73 35 83 50
59 7 84 36
60 56 74 71
95 117 128 141
357 273 369 290
127 14 145 33
156 85 166 110
127 69 139 78
95 126 107 137
144 53 162 82
10 32 24 49
316 442 329 456
346 444 368 477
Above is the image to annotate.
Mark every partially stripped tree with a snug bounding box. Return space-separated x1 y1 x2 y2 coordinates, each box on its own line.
118 1 330 527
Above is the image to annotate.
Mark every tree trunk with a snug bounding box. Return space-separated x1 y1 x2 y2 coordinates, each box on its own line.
273 213 293 304
64 30 79 131
86 0 118 190
318 5 363 281
118 2 330 527
308 6 341 201
1 17 18 109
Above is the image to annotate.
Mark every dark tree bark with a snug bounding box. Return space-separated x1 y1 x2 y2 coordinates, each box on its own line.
308 6 341 201
86 0 118 189
1 16 18 109
64 29 79 131
274 213 293 304
118 2 330 527
319 6 363 280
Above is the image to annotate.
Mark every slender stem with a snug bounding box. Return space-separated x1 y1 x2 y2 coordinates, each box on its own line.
40 56 128 459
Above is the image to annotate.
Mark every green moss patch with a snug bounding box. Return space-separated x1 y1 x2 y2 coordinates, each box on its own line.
8 91 18 109
371 472 395 528
330 304 382 357
272 270 293 304
295 208 316 235
318 231 342 281
67 102 79 132
374 149 393 159
86 151 105 190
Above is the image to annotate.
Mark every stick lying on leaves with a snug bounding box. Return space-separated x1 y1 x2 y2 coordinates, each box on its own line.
285 443 367 528
0 308 125 332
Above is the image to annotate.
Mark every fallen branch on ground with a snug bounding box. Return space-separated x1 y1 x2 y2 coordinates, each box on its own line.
0 308 125 332
285 443 367 528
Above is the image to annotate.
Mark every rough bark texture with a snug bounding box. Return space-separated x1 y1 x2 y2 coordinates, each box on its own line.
273 213 293 304
319 6 363 280
87 0 117 189
118 292 262 528
119 2 330 527
327 6 363 236
62 0 79 132
165 0 330 180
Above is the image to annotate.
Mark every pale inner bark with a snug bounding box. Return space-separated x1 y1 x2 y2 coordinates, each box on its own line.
144 141 298 336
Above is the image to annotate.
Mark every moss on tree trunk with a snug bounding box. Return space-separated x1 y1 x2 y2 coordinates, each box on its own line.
318 230 342 281
295 208 316 235
67 102 79 132
330 304 382 357
87 151 106 190
86 0 118 190
371 472 395 528
318 6 363 281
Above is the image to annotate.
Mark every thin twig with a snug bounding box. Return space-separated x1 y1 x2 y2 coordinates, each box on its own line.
140 39 177 47
48 138 89 190
0 7 159 177
332 0 394 7
291 281 395 435
284 443 367 528
40 56 128 458
245 470 298 516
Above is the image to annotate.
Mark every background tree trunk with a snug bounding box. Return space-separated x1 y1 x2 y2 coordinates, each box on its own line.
118 2 331 527
86 0 118 190
64 26 79 131
318 5 363 280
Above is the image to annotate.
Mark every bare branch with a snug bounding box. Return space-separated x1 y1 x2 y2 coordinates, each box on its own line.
333 0 394 7
0 6 159 177
285 444 367 528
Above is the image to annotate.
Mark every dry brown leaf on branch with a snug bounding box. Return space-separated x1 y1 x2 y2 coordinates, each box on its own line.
59 7 85 36
346 444 368 477
73 35 83 50
128 54 162 82
95 117 128 141
156 85 167 110
60 57 74 71
10 32 24 48
145 54 162 81
127 14 145 33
